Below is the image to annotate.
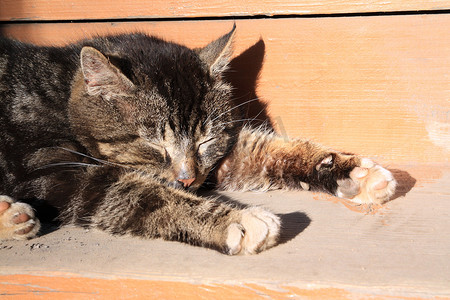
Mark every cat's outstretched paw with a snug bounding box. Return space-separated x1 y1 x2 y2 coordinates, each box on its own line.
0 195 40 240
337 158 396 204
226 207 280 255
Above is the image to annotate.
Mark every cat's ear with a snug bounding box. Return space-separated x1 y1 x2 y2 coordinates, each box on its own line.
80 46 135 99
198 23 236 76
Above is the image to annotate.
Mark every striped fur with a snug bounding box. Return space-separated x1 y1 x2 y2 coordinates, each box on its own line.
0 26 395 254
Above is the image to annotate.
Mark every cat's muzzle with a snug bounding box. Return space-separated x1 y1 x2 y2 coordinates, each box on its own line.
168 179 197 191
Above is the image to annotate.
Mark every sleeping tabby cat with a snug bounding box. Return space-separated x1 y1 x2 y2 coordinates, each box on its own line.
0 25 396 254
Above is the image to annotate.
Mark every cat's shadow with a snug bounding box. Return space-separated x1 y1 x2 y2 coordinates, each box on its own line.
226 38 273 128
277 211 311 245
200 190 311 245
388 168 416 200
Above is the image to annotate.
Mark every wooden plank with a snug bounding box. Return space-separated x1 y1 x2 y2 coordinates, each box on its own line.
2 273 444 299
1 173 450 297
0 274 390 299
0 0 449 21
1 15 449 164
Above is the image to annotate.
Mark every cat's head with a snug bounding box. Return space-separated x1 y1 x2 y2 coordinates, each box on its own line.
69 25 240 190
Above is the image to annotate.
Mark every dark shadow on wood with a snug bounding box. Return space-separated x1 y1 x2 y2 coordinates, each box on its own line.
388 168 416 200
38 222 60 237
277 212 311 245
199 190 310 246
225 38 273 129
21 198 61 237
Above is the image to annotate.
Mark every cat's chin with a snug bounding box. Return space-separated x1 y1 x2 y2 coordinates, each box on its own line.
167 180 200 193
168 181 186 190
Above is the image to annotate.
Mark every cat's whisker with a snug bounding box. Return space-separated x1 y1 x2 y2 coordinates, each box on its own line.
36 162 102 170
210 92 249 117
242 106 268 127
55 147 107 162
204 93 251 124
55 147 132 170
211 118 265 129
204 98 260 125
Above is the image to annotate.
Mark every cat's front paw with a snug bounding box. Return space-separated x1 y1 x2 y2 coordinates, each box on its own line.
0 195 40 240
225 207 280 255
337 158 396 204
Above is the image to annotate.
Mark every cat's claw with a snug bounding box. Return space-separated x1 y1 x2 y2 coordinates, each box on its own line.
337 158 396 204
0 195 40 240
226 207 280 255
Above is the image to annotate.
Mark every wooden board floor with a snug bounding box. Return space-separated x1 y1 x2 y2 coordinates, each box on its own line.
0 164 449 299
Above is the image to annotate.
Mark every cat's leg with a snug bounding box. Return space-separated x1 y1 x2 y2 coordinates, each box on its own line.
0 195 41 240
72 171 280 255
216 127 396 205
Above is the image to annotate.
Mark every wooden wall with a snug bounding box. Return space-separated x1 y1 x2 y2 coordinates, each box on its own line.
1 1 449 164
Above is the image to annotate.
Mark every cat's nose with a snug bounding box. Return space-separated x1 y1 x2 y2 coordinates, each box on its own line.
177 177 196 188
175 160 196 188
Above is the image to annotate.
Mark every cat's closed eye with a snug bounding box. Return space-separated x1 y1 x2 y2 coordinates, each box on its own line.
197 138 217 156
145 141 171 162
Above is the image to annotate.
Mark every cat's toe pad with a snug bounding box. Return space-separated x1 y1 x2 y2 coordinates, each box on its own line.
226 207 280 255
0 195 40 240
337 159 396 204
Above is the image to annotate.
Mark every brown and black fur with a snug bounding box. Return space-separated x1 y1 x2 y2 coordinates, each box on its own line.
0 25 396 254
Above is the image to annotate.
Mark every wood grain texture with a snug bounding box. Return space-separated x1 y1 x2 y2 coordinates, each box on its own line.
1 15 449 164
0 274 385 299
0 170 449 296
0 0 449 21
